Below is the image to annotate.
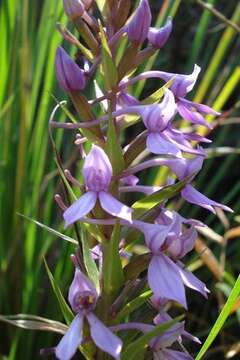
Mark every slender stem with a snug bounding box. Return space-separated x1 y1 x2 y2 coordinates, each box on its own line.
195 0 240 33
118 70 169 90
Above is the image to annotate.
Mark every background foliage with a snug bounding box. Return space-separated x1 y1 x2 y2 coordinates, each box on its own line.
0 0 240 359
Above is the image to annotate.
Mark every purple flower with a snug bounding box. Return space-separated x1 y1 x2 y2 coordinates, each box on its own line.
134 209 209 308
150 310 200 359
63 145 133 226
156 64 219 127
63 0 85 20
148 17 173 48
155 208 199 259
55 268 122 360
148 254 209 309
111 309 198 359
115 89 205 157
55 47 86 92
158 64 201 98
126 0 152 44
153 156 233 213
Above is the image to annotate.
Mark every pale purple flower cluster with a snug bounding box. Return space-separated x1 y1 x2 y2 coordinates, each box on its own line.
50 0 233 359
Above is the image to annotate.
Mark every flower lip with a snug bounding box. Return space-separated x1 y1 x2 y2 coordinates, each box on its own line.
71 290 97 313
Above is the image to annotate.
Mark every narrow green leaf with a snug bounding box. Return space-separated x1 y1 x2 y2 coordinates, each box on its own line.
99 23 118 91
122 316 184 360
18 213 78 245
116 290 152 321
0 314 67 334
132 178 189 218
196 275 240 360
81 228 100 293
102 221 124 297
43 258 74 325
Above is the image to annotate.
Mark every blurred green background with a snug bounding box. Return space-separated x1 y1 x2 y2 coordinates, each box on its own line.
0 0 240 359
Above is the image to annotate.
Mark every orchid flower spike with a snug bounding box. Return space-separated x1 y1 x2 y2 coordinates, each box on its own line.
63 145 133 226
55 47 86 92
126 0 152 44
55 267 122 360
148 17 173 48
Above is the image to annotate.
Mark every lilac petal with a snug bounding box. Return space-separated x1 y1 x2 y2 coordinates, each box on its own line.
126 0 152 44
147 132 182 157
148 254 187 308
99 191 133 222
151 322 184 350
86 313 122 359
179 97 220 115
184 156 204 178
178 64 201 95
182 184 233 213
178 266 210 298
83 145 112 192
55 47 86 92
155 349 193 360
182 132 212 144
63 191 97 227
55 313 84 360
164 130 206 157
118 92 140 106
177 102 212 128
159 89 177 122
133 220 171 252
182 330 201 344
141 89 176 131
158 64 201 98
179 227 198 258
148 17 172 48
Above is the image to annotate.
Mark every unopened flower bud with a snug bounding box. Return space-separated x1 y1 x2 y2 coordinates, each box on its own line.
126 0 152 44
148 17 172 48
55 47 86 92
63 0 85 20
